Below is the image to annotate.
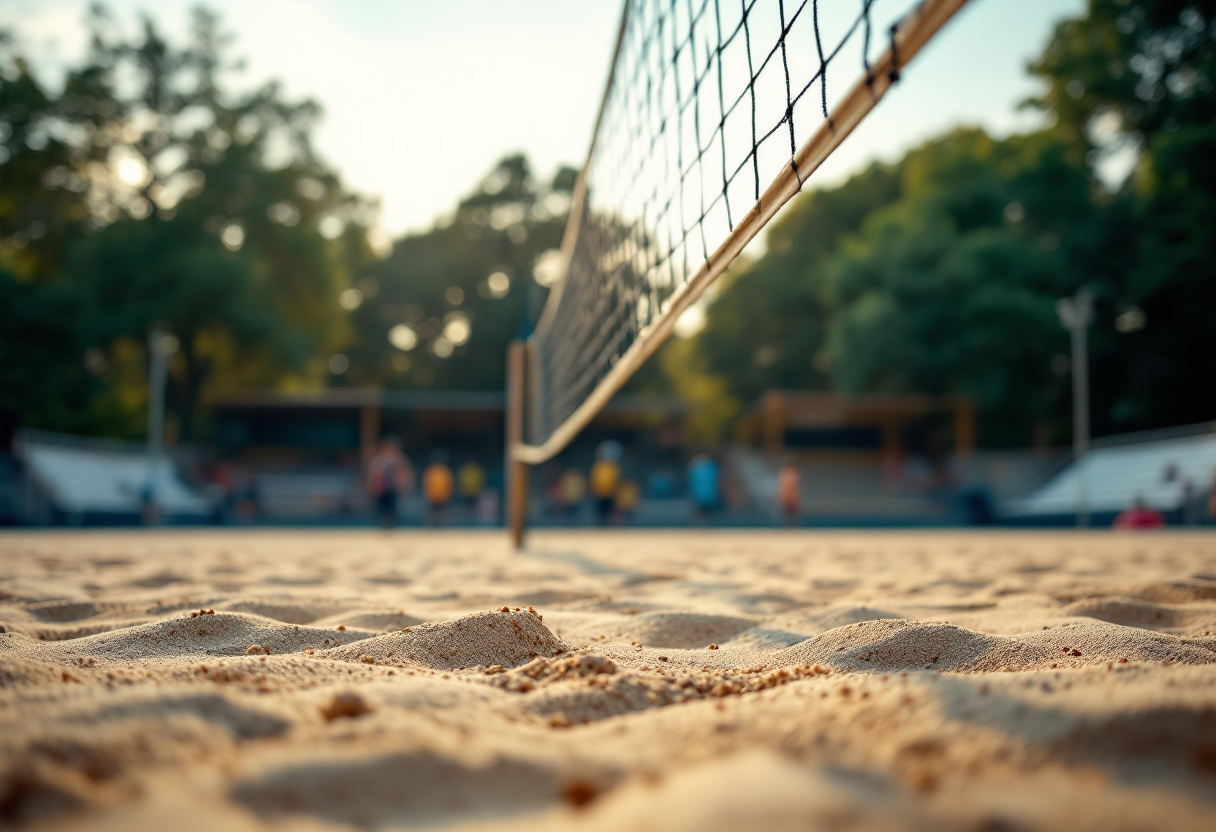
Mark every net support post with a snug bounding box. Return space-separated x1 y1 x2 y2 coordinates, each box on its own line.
505 340 529 549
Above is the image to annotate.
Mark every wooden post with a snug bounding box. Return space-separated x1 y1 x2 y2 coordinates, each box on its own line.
506 340 528 549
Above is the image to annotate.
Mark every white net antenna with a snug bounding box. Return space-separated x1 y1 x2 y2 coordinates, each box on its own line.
515 0 971 466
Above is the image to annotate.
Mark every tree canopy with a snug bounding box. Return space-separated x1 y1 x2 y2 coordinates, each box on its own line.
688 0 1215 447
0 7 366 439
339 154 574 391
1 0 1212 451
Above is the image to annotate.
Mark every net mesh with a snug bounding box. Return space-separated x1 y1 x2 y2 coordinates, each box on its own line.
529 0 933 452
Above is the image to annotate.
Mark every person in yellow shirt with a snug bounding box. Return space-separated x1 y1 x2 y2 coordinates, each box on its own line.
558 468 586 521
589 441 622 525
423 450 454 525
616 479 640 522
457 460 485 516
777 456 801 527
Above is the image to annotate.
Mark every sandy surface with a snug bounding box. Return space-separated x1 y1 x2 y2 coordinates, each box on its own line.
2 529 1216 830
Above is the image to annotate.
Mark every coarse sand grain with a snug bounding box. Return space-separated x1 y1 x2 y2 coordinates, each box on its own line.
1 529 1215 831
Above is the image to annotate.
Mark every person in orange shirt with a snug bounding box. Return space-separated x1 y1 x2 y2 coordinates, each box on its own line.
1209 467 1216 524
423 450 455 526
777 457 801 527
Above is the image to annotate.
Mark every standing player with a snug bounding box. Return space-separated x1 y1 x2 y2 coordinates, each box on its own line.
457 459 485 519
423 450 455 525
777 457 802 527
589 442 622 525
688 453 720 523
367 436 414 528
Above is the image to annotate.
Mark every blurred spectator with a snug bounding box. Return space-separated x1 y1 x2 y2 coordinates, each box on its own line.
1113 497 1165 531
458 459 486 514
367 436 414 529
476 489 500 525
777 457 801 527
206 464 235 525
1209 468 1216 524
140 480 160 526
233 468 261 524
559 468 586 521
423 450 455 525
688 453 720 521
617 479 640 522
590 443 622 524
1180 479 1195 526
541 463 562 517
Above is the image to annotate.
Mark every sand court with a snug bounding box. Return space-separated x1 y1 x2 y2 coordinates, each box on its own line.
2 529 1216 830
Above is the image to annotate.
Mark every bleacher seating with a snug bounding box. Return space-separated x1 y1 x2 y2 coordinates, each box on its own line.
1006 428 1216 517
19 434 209 518
254 472 362 518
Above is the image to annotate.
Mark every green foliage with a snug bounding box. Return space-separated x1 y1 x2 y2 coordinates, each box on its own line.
0 50 92 279
693 129 1106 446
1104 121 1216 428
69 217 307 439
1029 0 1215 147
0 268 98 432
342 155 574 391
656 337 739 449
3 0 1212 451
1029 0 1216 432
822 130 1108 446
0 7 364 438
688 0 1216 447
694 163 900 404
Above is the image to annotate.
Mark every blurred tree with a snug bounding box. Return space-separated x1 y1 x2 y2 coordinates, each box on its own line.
0 7 368 439
693 162 901 404
1030 0 1216 432
822 130 1109 447
1029 0 1214 148
0 268 98 433
68 218 308 441
685 1 1215 447
691 129 1111 447
342 155 574 391
0 36 94 279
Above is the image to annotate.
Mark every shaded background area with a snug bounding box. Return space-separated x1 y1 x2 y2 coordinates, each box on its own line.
0 0 1213 528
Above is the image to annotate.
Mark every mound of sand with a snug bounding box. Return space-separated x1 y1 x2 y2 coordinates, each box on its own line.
777 618 1216 672
2 611 368 664
231 748 561 828
310 609 426 632
1065 596 1216 633
327 609 569 670
215 600 351 626
614 612 757 648
0 617 154 642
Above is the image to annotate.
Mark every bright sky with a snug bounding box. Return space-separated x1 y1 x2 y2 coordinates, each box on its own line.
6 0 1085 237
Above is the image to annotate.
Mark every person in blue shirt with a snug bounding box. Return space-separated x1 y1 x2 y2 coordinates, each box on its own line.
688 453 720 521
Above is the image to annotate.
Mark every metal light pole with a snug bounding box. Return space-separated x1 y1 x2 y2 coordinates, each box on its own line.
1056 290 1093 528
144 327 177 524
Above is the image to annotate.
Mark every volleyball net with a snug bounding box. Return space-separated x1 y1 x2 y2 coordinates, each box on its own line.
513 0 971 469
